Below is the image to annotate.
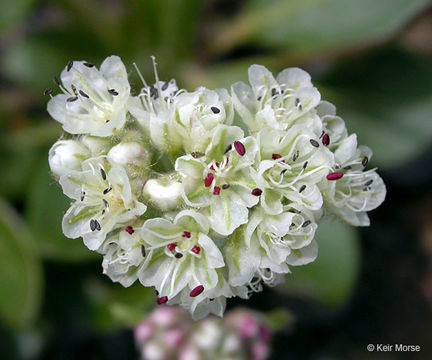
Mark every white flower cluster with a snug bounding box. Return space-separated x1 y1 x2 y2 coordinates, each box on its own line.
135 306 271 360
46 56 386 319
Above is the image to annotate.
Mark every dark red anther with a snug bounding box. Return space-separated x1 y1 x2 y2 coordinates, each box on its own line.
234 141 246 156
272 154 282 160
209 162 219 171
175 253 183 259
191 246 201 254
213 186 221 195
125 226 134 234
155 290 159 296
322 134 330 146
327 172 344 181
182 231 191 238
190 285 204 297
204 173 214 187
251 188 263 196
157 296 168 305
167 243 177 251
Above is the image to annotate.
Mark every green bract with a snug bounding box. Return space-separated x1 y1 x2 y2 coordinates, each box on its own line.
47 57 386 319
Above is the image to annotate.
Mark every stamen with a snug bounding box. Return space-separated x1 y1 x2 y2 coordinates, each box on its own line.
53 76 60 86
67 61 73 72
204 173 214 188
44 88 53 96
365 179 373 186
302 220 311 227
190 285 204 297
100 168 107 180
213 186 221 195
211 106 220 114
322 134 330 146
191 246 200 254
79 90 89 98
343 166 351 170
102 199 109 208
292 150 299 162
272 154 282 160
167 243 177 251
94 220 101 231
319 130 325 139
251 188 263 196
257 96 262 101
271 88 277 97
224 144 232 154
161 81 169 91
175 253 183 259
125 226 134 234
294 98 300 107
108 89 118 96
303 161 308 170
327 172 344 180
182 231 191 238
299 185 306 193
310 139 319 148
90 219 96 231
103 187 112 194
83 62 94 68
157 296 168 305
222 184 230 189
141 245 146 257
67 96 78 102
362 156 369 167
234 141 246 156
71 84 77 95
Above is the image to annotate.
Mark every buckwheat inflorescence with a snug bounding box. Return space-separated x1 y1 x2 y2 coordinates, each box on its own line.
46 56 386 319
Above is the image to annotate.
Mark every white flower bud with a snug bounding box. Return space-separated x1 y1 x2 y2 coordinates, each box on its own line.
142 178 183 211
48 140 90 177
107 141 149 167
80 135 110 156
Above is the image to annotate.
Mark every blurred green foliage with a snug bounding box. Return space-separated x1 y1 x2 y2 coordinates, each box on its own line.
0 0 431 358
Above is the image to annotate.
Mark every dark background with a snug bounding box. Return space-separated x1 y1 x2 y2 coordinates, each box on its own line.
1 0 432 359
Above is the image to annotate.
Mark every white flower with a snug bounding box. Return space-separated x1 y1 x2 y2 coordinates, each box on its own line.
59 157 146 250
47 56 130 137
139 210 224 301
231 65 321 132
48 139 90 177
175 125 259 236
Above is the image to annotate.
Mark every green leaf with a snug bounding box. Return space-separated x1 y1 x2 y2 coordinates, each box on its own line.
320 48 432 168
0 198 43 330
274 216 360 307
213 0 430 56
26 157 96 262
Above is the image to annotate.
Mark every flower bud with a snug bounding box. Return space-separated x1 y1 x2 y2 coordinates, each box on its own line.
48 140 90 177
107 141 149 167
143 178 183 211
80 135 111 156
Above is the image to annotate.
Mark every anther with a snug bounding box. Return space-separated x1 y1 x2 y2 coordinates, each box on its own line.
79 90 89 98
191 151 204 158
161 81 169 91
167 243 177 251
67 61 73 72
90 219 96 231
234 141 246 156
299 185 306 193
100 168 107 180
149 86 157 98
257 96 262 101
327 172 344 180
83 62 94 68
222 184 230 189
191 246 200 254
141 245 146 257
211 106 220 114
157 296 168 305
365 179 373 186
94 220 101 231
108 89 118 96
67 96 78 102
103 187 112 194
362 156 369 167
175 253 183 259
310 139 319 148
44 88 53 96
224 144 232 154
71 84 77 95
322 134 330 146
190 285 204 298
213 186 221 195
343 166 351 170
292 150 299 162
271 88 277 97
182 231 191 238
272 154 282 160
302 220 311 228
251 188 262 196
102 199 109 208
319 130 325 139
204 173 214 188
53 76 60 86
125 226 134 234
303 161 308 170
